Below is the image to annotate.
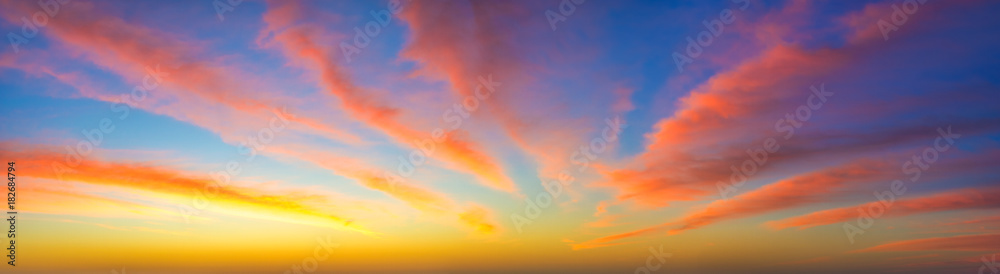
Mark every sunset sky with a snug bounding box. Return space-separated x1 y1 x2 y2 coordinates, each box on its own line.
1 0 999 273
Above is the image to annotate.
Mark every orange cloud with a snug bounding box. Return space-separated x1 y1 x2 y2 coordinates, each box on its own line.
0 143 372 234
837 0 983 45
269 145 499 234
0 0 361 145
594 0 1000 209
584 214 627 229
597 44 847 208
668 159 892 234
567 152 1000 249
568 223 671 250
568 0 1000 251
458 206 497 234
18 178 189 220
260 0 516 193
853 234 1000 253
943 215 1000 227
768 187 1000 230
568 159 892 249
399 1 619 184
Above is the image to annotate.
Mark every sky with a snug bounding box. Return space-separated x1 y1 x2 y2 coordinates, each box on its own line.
1 0 999 273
